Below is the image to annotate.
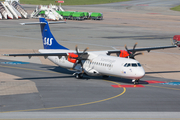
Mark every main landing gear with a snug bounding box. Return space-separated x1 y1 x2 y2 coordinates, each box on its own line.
73 72 83 79
132 79 140 85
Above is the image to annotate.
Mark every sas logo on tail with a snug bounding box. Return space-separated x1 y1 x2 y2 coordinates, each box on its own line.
44 37 53 46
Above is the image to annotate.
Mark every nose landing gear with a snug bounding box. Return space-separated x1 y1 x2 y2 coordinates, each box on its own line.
132 79 140 85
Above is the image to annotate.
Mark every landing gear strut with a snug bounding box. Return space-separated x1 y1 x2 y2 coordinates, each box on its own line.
132 79 140 85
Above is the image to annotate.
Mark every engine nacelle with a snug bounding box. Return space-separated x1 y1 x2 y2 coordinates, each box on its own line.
68 53 78 63
119 50 130 58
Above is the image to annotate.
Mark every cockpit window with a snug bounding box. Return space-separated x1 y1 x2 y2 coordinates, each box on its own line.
124 63 142 67
132 63 137 67
127 63 131 67
137 63 141 67
124 63 127 67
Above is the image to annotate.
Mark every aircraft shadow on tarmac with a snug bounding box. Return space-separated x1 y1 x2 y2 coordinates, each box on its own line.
15 76 75 80
40 66 139 84
12 64 179 84
15 66 75 80
46 66 141 84
47 66 74 74
14 65 175 85
146 71 180 74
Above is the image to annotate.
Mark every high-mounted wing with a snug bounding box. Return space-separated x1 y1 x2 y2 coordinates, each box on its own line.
128 45 177 52
3 53 68 59
3 52 88 59
108 45 177 54
107 44 177 59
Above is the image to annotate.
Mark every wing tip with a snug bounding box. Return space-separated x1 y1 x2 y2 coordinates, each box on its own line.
20 23 25 25
2 54 9 56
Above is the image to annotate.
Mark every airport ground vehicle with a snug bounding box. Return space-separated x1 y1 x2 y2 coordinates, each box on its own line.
56 11 63 15
72 12 85 20
61 11 74 19
90 12 103 20
79 12 89 19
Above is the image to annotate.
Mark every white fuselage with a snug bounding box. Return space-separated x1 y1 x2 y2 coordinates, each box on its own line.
39 49 145 80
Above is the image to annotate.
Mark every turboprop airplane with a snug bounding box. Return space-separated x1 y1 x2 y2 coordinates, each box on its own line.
3 18 177 84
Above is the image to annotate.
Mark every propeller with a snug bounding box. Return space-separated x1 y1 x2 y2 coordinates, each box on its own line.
71 45 89 73
125 43 143 59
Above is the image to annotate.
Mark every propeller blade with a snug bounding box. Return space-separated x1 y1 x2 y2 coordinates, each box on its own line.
133 43 137 50
80 61 84 73
124 43 140 59
129 54 134 59
72 45 89 74
125 44 131 55
75 45 79 55
125 44 128 51
83 47 89 53
80 47 88 59
72 62 78 70
132 43 137 54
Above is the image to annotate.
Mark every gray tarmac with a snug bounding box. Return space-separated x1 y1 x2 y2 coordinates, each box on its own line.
0 59 180 119
0 0 180 119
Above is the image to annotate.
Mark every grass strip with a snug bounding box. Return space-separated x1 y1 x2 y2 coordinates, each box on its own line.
170 5 180 12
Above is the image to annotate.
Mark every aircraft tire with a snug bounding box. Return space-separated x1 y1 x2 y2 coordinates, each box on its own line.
75 74 79 79
75 73 83 79
134 79 139 85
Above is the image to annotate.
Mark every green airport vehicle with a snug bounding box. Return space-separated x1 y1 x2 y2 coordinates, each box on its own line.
62 11 74 19
78 12 89 19
72 12 85 20
90 12 103 20
56 11 64 16
56 11 103 21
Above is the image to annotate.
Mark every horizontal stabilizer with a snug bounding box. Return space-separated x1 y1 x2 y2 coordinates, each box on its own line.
3 53 68 57
20 22 47 25
20 21 66 25
48 21 66 24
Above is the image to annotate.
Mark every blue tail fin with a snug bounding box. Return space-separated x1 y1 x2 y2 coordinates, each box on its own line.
39 18 69 50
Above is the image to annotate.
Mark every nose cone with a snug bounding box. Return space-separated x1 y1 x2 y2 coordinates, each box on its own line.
135 68 145 79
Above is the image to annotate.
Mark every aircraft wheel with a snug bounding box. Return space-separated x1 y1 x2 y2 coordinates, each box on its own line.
75 73 83 79
75 74 79 79
79 73 83 78
134 79 139 85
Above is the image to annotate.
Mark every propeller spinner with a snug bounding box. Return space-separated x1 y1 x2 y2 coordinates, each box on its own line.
71 45 89 73
125 43 143 59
